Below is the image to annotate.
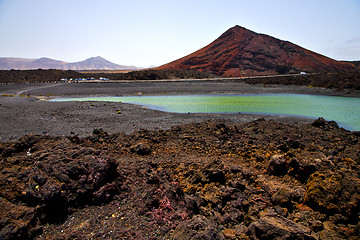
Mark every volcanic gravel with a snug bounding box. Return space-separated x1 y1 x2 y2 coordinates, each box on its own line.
0 81 359 239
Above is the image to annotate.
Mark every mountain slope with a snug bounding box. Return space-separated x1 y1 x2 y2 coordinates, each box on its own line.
0 58 36 70
33 57 67 69
0 56 138 70
64 56 135 70
157 25 355 77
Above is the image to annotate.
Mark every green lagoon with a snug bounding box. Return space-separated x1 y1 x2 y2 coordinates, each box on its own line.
51 94 360 131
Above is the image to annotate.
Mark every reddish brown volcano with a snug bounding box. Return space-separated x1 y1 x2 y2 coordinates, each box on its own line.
157 25 355 77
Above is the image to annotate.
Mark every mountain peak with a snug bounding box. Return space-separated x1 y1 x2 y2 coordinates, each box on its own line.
83 56 109 62
158 26 354 76
88 56 106 60
227 25 250 32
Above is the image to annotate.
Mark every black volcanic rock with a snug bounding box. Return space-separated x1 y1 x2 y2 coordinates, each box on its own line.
1 119 360 239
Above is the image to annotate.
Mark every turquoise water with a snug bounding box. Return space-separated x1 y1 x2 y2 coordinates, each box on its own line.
51 94 360 131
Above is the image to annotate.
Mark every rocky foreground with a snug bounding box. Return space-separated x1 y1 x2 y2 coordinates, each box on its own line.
1 118 359 239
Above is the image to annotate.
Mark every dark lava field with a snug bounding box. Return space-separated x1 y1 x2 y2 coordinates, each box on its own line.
1 118 359 239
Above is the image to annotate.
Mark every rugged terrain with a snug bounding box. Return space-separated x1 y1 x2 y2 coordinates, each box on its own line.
0 118 359 239
157 25 355 77
1 75 359 239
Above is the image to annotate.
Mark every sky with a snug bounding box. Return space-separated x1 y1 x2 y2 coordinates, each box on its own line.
0 0 359 68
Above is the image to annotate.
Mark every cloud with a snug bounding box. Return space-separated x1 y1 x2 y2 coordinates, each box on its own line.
334 46 360 60
330 36 360 60
345 36 360 44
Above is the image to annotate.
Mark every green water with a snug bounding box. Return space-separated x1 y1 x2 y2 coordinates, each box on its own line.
51 94 360 131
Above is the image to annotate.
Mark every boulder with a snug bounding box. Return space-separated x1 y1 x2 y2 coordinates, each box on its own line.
271 187 293 209
247 214 316 240
311 118 339 130
268 155 287 176
0 197 39 240
130 142 152 155
304 170 360 221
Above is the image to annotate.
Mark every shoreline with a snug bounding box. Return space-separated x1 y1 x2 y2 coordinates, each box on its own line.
0 81 358 142
1 79 360 98
1 81 360 239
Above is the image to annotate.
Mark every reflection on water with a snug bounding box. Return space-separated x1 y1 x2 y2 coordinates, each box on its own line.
51 94 360 131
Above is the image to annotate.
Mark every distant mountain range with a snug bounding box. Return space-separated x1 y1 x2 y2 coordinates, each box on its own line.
0 56 138 70
157 25 356 77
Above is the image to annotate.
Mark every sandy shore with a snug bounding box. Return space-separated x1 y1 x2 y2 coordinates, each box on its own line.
0 80 357 141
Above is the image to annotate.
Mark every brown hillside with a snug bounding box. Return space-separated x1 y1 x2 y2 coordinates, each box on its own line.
157 25 355 77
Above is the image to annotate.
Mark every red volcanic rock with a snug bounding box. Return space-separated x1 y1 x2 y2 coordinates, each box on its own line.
157 25 355 77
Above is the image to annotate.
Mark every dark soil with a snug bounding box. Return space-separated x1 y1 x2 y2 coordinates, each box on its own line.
241 71 360 92
0 69 219 84
1 69 360 94
1 118 359 239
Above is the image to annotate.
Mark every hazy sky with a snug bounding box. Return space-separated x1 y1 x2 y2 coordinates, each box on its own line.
0 0 359 67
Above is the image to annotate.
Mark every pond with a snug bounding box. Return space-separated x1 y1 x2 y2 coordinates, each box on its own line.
51 94 360 131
